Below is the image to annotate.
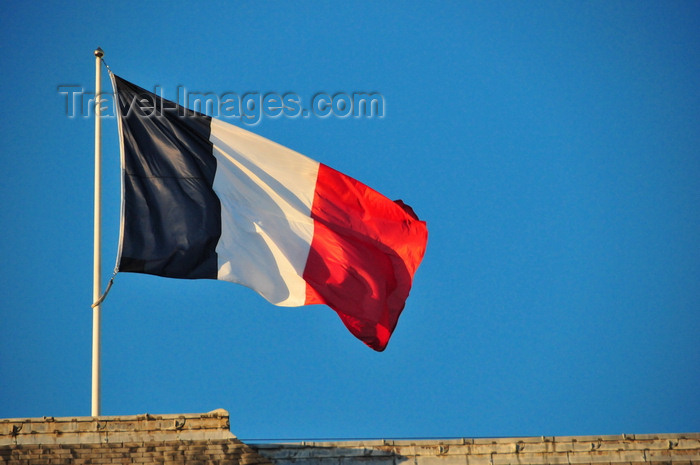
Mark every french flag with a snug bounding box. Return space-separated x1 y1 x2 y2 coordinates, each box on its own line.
111 75 428 351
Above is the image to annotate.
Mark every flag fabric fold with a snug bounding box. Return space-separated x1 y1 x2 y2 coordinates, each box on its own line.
110 74 428 351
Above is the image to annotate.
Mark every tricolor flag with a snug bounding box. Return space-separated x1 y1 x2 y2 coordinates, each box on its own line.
110 74 428 351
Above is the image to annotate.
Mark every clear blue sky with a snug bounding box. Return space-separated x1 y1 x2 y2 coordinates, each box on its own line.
1 1 698 440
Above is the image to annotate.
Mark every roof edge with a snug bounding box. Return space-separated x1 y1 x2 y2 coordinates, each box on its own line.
0 409 234 445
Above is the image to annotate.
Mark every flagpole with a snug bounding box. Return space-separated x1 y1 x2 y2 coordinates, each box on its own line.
92 47 104 417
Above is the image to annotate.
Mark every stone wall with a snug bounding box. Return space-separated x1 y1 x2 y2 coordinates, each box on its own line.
1 410 698 464
254 434 700 465
0 409 271 465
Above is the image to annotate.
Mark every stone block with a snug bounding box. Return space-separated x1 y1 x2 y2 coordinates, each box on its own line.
463 454 491 465
415 452 467 465
469 441 517 455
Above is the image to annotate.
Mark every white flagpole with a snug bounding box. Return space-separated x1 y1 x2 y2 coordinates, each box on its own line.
92 47 104 417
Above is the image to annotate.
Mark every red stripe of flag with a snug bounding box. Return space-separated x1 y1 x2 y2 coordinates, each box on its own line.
304 164 428 351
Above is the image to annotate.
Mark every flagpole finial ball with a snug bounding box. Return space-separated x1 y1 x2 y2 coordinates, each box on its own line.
94 47 104 58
